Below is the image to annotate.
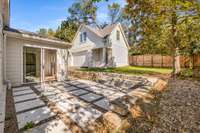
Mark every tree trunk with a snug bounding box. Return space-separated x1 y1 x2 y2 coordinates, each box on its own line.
189 55 193 69
172 47 181 76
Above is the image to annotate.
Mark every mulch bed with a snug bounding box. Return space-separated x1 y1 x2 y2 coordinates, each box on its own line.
4 89 19 133
126 78 200 133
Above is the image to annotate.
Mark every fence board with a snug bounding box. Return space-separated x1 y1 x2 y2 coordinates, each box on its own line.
129 54 200 68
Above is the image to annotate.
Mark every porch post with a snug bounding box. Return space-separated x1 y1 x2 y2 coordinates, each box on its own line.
102 47 106 66
41 48 45 82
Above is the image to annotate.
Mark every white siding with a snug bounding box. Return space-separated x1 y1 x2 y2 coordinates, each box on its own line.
70 27 105 67
0 7 3 90
109 25 128 67
6 37 22 86
6 37 69 86
71 27 104 52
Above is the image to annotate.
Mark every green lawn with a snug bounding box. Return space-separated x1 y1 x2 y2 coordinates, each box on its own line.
79 66 172 76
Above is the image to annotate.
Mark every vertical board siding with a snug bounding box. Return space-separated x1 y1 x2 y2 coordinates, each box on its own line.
6 37 22 86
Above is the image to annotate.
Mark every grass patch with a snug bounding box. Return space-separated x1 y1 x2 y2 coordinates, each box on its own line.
23 121 34 130
179 69 193 78
79 66 172 76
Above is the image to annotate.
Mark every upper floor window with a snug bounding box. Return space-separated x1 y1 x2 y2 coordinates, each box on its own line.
80 32 87 43
117 30 120 41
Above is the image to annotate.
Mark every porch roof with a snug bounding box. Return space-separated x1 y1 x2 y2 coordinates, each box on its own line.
3 27 72 48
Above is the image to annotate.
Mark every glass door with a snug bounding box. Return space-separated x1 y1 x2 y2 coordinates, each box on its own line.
23 47 41 83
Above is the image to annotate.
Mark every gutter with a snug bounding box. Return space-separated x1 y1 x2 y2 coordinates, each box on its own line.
3 30 72 49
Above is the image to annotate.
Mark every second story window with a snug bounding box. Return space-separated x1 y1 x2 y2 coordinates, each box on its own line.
117 30 120 41
80 32 87 43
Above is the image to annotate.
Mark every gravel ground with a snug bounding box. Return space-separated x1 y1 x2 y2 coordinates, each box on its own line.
153 79 200 133
128 78 200 133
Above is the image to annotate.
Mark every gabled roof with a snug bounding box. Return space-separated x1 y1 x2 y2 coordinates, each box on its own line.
72 23 130 49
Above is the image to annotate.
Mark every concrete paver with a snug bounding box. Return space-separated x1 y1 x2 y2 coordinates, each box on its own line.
13 89 34 96
62 86 79 92
80 93 102 102
69 89 89 96
17 106 55 129
24 119 71 133
15 99 45 113
13 86 31 92
14 93 38 103
94 98 110 111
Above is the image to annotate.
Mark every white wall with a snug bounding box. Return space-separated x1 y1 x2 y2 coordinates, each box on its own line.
0 3 3 90
109 25 128 67
6 37 69 86
70 26 105 67
71 26 104 52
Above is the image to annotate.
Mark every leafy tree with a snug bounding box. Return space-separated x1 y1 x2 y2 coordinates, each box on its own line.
108 3 121 24
125 0 200 75
68 0 97 25
55 20 79 42
37 28 55 37
37 28 47 36
47 28 55 37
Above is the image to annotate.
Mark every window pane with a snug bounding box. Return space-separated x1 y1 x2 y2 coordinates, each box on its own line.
83 32 87 42
117 30 120 40
23 47 41 83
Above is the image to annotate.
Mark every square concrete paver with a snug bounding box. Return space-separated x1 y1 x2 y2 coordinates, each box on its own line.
80 93 102 102
24 119 71 133
75 84 90 88
14 93 38 103
13 89 34 96
63 86 79 92
13 86 31 92
69 106 102 128
15 99 45 113
70 89 89 96
94 98 110 111
17 106 55 129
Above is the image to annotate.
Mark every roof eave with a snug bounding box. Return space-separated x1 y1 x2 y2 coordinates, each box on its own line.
3 30 72 48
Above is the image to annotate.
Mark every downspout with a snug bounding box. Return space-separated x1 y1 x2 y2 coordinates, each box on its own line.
3 32 6 83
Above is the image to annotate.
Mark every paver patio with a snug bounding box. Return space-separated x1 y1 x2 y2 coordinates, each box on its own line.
10 76 159 132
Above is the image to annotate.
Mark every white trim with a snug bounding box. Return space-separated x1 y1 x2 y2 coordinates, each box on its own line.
72 24 84 45
118 23 130 49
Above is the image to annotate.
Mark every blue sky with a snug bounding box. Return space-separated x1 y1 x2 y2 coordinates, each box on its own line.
10 0 126 32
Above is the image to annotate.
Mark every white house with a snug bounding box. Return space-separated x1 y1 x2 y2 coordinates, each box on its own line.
0 0 71 87
70 24 129 68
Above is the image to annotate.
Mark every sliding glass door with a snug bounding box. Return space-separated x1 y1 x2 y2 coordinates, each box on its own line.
23 47 41 83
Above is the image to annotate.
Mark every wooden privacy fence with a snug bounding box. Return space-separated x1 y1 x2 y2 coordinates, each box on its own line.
129 54 200 68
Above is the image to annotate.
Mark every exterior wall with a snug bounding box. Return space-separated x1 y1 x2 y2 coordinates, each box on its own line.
0 2 3 90
71 27 104 52
57 49 68 81
70 27 105 67
109 26 128 67
6 37 68 86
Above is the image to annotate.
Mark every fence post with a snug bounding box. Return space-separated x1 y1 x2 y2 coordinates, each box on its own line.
151 55 153 67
